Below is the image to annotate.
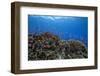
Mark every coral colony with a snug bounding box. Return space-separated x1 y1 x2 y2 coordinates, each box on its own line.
28 32 87 60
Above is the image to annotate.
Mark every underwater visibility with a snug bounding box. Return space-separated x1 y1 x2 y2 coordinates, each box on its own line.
28 15 88 60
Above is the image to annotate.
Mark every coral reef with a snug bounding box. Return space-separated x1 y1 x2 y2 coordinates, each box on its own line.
28 32 88 60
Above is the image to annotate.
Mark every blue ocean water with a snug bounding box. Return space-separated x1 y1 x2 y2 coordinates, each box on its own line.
28 15 88 47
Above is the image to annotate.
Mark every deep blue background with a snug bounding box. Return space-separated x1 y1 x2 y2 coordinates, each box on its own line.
28 15 88 47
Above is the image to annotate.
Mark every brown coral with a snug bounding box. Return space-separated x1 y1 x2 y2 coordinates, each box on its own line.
28 32 88 60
